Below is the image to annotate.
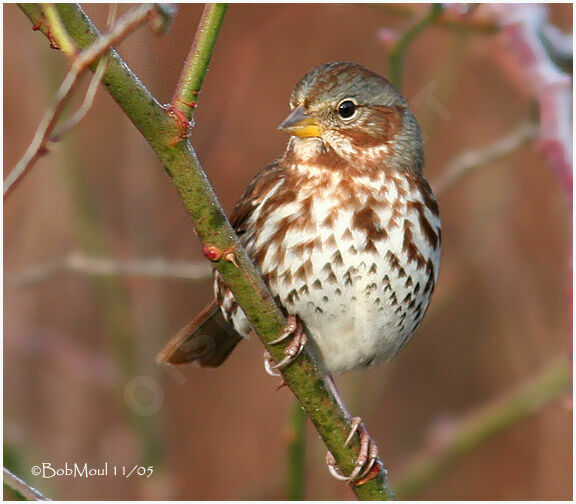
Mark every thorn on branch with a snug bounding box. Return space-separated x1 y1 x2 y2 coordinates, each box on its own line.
225 249 239 268
32 17 59 49
177 98 199 109
202 245 239 267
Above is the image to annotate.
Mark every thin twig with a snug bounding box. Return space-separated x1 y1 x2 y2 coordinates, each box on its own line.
435 6 499 35
375 4 499 34
5 64 77 197
5 4 155 198
489 4 572 202
51 57 108 141
394 357 570 499
6 254 212 287
3 467 50 501
172 3 227 120
389 4 444 88
433 120 538 196
50 5 117 141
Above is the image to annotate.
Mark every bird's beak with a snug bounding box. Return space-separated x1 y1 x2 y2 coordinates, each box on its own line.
278 107 323 138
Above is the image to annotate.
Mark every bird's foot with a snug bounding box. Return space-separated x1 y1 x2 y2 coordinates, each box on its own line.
263 314 307 376
326 417 379 484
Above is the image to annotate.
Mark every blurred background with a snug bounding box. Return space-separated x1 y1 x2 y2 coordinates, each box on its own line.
3 3 572 500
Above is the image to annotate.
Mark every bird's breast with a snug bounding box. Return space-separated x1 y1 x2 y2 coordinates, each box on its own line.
243 163 441 374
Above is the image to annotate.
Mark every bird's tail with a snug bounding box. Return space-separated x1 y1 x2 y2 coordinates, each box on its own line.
157 300 243 367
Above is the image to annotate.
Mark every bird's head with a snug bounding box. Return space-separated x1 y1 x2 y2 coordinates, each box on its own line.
279 62 423 173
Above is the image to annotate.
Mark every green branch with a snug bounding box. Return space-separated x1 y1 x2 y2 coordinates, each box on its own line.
394 357 571 499
18 4 394 499
287 402 307 500
172 3 227 118
3 467 50 501
389 4 443 88
42 3 76 56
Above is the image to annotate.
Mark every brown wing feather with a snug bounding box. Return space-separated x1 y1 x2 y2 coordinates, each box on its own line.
157 300 242 367
230 160 284 234
157 161 285 368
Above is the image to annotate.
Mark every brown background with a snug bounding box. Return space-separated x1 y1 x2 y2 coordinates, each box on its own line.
4 3 572 500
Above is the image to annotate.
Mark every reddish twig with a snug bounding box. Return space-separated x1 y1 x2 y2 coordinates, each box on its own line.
489 4 572 202
50 5 118 141
4 4 155 199
434 120 538 196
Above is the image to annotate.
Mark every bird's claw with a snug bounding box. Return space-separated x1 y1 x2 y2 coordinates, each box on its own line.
263 349 281 376
263 314 307 376
326 417 379 484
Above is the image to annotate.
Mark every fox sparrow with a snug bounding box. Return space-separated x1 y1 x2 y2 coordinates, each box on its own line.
159 62 441 481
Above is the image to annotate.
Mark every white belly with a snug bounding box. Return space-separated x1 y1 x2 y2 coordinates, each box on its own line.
258 178 440 375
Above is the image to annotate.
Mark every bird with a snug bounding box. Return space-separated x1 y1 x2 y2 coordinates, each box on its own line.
158 61 441 482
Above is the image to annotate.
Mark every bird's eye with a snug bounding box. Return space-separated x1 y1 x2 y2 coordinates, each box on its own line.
337 100 357 119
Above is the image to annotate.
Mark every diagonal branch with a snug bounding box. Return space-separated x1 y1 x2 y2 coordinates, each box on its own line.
18 4 394 499
433 120 538 196
3 467 50 501
394 357 570 499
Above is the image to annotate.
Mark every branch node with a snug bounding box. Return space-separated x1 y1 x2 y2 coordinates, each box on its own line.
203 245 223 261
165 104 192 144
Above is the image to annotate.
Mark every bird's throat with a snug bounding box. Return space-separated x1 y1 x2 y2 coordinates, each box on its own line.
288 136 325 163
